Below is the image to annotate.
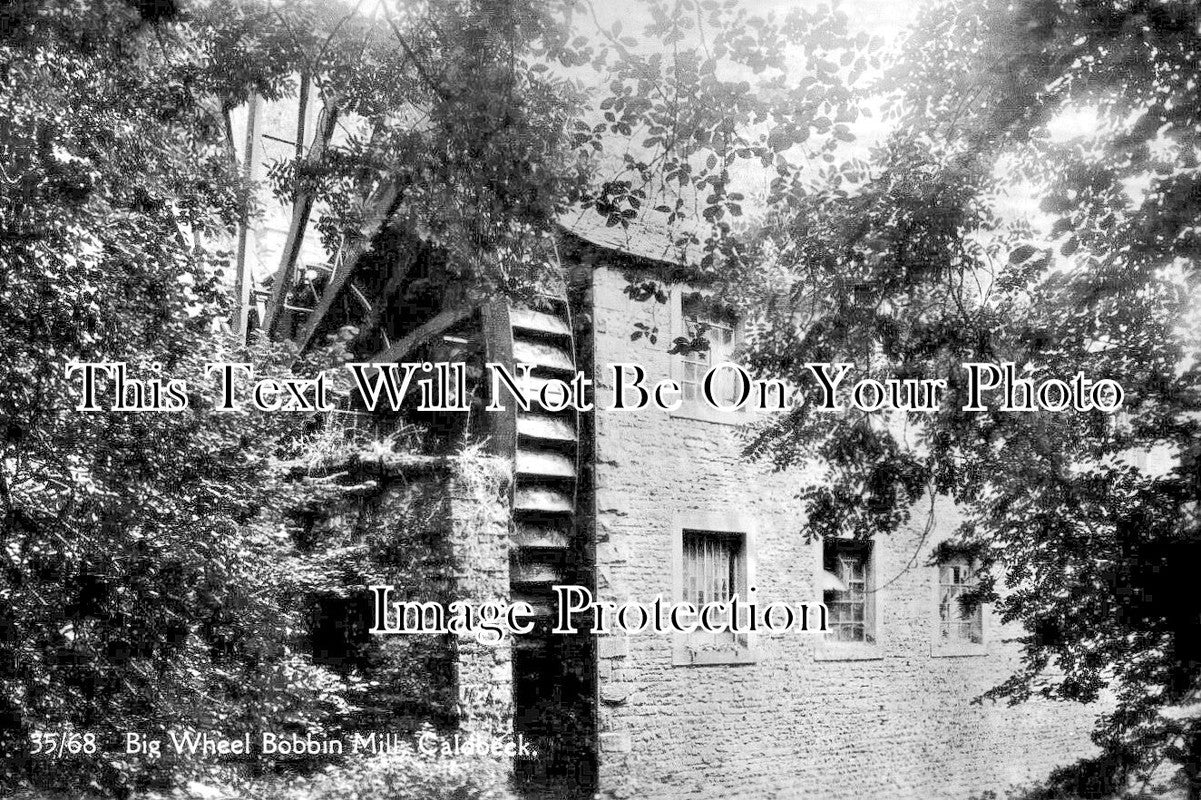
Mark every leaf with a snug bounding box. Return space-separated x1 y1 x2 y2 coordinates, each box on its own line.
1009 244 1038 264
767 126 791 152
1040 195 1073 215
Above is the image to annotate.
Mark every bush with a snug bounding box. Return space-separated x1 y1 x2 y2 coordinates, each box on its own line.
236 748 516 800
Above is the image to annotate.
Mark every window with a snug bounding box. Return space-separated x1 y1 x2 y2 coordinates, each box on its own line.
682 530 743 608
823 540 875 644
670 292 744 422
681 298 740 406
938 556 983 645
672 514 756 666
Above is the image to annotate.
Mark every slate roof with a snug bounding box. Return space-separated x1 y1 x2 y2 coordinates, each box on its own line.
556 208 706 267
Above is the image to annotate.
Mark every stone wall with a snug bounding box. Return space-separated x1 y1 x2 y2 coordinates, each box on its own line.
584 262 1100 800
446 455 517 737
302 450 514 740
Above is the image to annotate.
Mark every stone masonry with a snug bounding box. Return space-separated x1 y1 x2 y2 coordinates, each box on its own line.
306 451 514 740
581 258 1100 800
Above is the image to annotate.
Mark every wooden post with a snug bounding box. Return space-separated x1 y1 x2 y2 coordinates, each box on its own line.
263 98 340 339
231 93 258 340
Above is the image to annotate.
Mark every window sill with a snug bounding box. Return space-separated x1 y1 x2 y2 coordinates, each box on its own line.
813 642 884 662
931 642 988 658
669 402 746 426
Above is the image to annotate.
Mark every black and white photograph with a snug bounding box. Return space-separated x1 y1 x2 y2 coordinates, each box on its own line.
2 0 1199 798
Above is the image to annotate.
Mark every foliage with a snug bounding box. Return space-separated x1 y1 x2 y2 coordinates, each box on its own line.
6 748 516 800
578 0 881 273
0 0 603 792
240 746 517 800
206 0 595 301
6 0 1198 797
720 0 1201 793
0 1 364 793
967 754 1189 800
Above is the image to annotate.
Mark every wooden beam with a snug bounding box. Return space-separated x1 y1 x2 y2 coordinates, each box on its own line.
263 99 340 338
367 306 475 366
480 300 517 462
359 245 420 345
292 179 401 351
349 281 373 313
231 93 258 339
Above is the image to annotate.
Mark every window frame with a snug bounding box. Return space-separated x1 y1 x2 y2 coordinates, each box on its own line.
931 552 988 658
671 512 757 666
668 287 746 425
824 541 874 644
814 537 884 662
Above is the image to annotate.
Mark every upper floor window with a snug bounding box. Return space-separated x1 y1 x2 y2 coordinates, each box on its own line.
681 297 740 406
938 556 983 645
823 539 875 644
671 291 744 423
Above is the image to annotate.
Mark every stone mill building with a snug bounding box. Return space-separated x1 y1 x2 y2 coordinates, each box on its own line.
264 205 1101 798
